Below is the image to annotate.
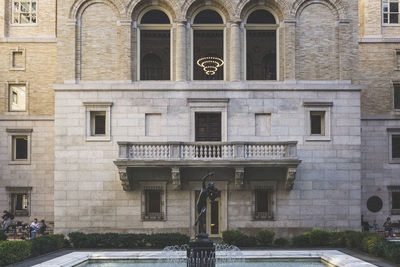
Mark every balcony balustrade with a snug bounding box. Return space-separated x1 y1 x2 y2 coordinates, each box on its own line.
118 141 298 162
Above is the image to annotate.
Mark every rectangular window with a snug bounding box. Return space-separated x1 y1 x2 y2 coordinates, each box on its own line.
394 84 400 109
255 114 271 136
388 186 400 215
12 0 37 24
393 192 400 210
13 136 28 160
84 102 112 141
90 111 106 135
9 85 26 112
310 111 325 136
383 0 400 24
142 188 164 220
11 193 28 216
393 135 400 159
254 189 273 220
145 114 161 136
195 113 221 141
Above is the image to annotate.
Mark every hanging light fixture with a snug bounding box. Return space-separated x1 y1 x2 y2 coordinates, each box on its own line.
196 57 224 75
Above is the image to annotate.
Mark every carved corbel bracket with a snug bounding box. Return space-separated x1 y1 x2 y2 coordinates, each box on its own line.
118 167 132 191
285 167 297 190
235 167 245 190
171 167 181 190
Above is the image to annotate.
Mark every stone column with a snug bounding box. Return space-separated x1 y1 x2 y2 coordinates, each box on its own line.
230 21 241 81
175 20 187 81
283 19 296 81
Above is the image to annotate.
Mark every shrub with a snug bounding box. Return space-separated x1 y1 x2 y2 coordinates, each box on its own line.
304 230 331 247
291 234 310 247
0 240 32 266
343 231 367 249
68 232 189 249
274 237 289 247
329 231 347 247
222 230 246 246
0 230 7 242
361 234 386 254
236 235 258 248
256 230 275 247
30 234 69 257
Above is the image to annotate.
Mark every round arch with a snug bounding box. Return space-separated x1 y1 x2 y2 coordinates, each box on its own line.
291 0 347 20
191 6 227 24
242 6 280 24
237 0 290 19
69 0 126 20
183 0 234 22
128 0 179 21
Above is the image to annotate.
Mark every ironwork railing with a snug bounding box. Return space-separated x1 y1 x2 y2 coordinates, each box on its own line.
118 142 297 161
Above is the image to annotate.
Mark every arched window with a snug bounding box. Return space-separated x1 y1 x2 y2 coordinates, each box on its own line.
139 9 171 80
245 9 278 80
192 9 224 80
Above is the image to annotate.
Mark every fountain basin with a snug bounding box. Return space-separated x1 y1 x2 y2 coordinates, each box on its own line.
32 250 377 267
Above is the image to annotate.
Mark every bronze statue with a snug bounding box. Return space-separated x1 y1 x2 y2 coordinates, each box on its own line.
195 172 220 234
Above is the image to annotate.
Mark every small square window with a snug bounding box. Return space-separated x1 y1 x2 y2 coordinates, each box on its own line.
195 112 222 141
91 111 106 136
383 0 400 24
6 187 32 217
7 129 32 164
304 102 332 142
141 184 166 221
9 85 26 112
392 135 400 159
84 102 112 141
11 49 25 70
310 111 325 136
394 84 400 109
251 182 276 221
13 136 28 160
11 0 37 24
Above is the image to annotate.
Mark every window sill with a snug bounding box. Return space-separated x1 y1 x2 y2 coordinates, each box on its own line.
10 24 38 27
86 136 111 142
9 160 31 165
391 209 400 215
305 136 331 142
389 159 400 164
382 24 400 27
10 67 25 71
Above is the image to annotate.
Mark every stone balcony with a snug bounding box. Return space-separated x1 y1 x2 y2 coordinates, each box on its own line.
114 142 301 191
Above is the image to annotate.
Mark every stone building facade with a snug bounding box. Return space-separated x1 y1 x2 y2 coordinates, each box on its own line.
0 0 395 238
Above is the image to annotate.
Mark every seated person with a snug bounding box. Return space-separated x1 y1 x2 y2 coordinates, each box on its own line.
37 220 47 235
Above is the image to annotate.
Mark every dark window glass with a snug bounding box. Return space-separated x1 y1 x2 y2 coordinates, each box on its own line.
384 3 389 12
392 135 400 159
390 13 399 23
393 192 400 209
246 30 276 80
140 10 170 24
247 10 276 24
95 114 106 135
394 84 400 109
140 30 170 80
193 9 223 24
210 200 219 234
11 193 28 216
195 113 221 141
15 137 27 159
146 190 161 213
384 13 389 23
255 189 269 213
310 112 323 135
390 2 399 13
193 30 223 80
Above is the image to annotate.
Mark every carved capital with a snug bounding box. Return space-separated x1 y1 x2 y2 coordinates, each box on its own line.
285 168 297 190
235 167 245 190
118 167 132 191
171 167 181 190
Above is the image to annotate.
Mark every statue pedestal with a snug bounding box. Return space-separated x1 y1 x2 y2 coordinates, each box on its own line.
187 233 216 267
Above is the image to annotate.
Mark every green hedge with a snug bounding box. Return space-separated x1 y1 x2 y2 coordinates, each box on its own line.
0 231 6 242
68 232 190 249
0 234 69 266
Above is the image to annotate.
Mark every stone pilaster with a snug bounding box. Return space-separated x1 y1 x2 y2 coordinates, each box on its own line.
171 167 181 190
230 21 241 81
339 20 352 81
175 20 187 81
234 167 244 190
118 19 132 81
283 19 296 81
285 167 297 190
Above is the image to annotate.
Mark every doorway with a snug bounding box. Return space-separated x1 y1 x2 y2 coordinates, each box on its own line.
195 190 221 237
